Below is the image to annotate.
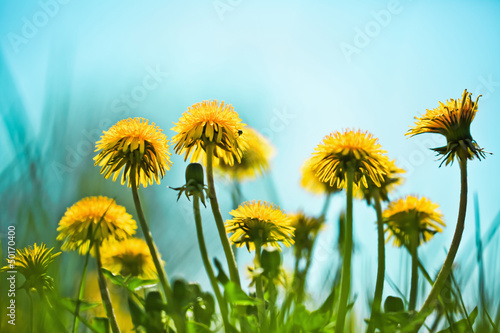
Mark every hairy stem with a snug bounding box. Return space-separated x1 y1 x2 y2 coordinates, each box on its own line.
206 144 241 286
335 166 354 333
95 244 121 333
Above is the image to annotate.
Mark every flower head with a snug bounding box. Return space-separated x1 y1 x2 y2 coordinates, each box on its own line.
356 157 405 205
407 89 487 166
101 238 158 279
312 129 389 189
225 200 294 251
214 127 274 181
1 243 60 291
383 195 445 247
57 196 137 254
94 118 172 188
300 156 342 195
289 212 324 256
171 100 247 166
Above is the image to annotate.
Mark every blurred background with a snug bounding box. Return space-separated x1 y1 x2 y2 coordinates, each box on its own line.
1 0 499 330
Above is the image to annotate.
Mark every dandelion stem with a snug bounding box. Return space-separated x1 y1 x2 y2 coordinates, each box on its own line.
72 250 90 333
27 289 34 333
409 229 419 311
193 195 232 332
367 190 385 333
254 240 268 332
130 173 186 333
414 158 468 330
95 244 121 333
206 143 241 286
320 191 333 218
336 165 354 333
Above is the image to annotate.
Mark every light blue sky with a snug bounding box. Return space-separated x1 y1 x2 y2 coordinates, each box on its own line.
1 0 499 323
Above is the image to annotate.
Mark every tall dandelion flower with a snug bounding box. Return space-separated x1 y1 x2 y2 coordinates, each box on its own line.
57 196 137 254
101 238 158 280
226 200 294 251
384 195 445 311
356 157 405 205
94 117 172 188
171 100 247 165
2 243 60 292
384 195 445 247
214 127 274 181
300 156 342 195
313 129 388 189
407 89 487 166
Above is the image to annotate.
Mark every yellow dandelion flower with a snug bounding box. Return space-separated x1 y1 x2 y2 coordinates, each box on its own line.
101 238 158 280
1 243 60 291
214 127 274 181
225 200 294 251
57 196 137 254
94 118 172 188
312 129 388 190
383 195 445 247
407 89 487 166
171 100 247 166
300 156 342 195
356 157 405 204
289 212 324 255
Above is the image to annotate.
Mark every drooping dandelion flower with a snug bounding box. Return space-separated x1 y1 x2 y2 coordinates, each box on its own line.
289 212 324 256
57 196 137 254
94 117 172 188
300 156 342 195
1 243 60 291
384 195 445 247
101 238 158 280
312 129 389 189
356 157 405 205
214 127 274 181
407 89 487 166
226 200 294 251
171 100 247 166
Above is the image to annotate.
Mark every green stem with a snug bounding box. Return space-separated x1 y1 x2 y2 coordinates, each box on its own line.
206 144 241 286
254 240 268 332
95 244 121 333
73 251 91 333
320 191 333 218
409 230 419 311
27 290 34 333
193 195 232 332
414 158 468 330
335 165 354 333
367 190 385 333
130 173 186 333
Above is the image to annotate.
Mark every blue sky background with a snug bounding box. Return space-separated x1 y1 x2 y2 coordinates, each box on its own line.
1 0 499 325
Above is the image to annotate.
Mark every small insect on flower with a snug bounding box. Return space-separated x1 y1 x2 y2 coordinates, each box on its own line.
57 196 137 255
101 238 159 280
312 129 389 190
1 243 60 292
225 200 294 251
407 89 488 166
171 100 247 166
94 117 172 188
383 195 445 247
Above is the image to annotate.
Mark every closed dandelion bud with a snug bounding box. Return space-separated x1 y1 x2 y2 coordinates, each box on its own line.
185 163 205 186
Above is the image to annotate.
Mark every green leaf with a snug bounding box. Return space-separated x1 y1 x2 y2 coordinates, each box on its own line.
59 297 101 312
92 317 110 333
127 296 146 329
214 258 229 285
384 296 405 313
437 306 478 333
187 321 213 333
101 268 158 293
224 281 257 306
261 247 281 278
